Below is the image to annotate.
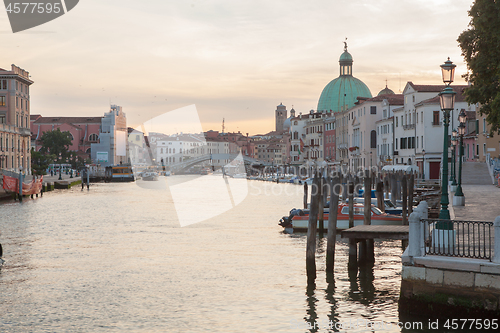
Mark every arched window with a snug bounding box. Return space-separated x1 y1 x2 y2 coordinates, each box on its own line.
370 130 377 149
66 131 74 141
86 148 91 154
89 133 99 142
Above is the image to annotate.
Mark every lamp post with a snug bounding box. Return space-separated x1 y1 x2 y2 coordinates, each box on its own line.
70 153 74 178
438 58 456 220
422 149 426 180
454 109 466 206
58 152 62 180
450 130 458 192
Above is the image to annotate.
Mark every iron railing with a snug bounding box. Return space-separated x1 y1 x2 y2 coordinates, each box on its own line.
422 219 494 261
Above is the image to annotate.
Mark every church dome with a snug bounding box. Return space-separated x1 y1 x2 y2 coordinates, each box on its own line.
377 84 395 96
317 42 372 113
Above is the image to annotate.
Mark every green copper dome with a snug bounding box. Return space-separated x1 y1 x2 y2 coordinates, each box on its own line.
317 43 372 113
317 76 372 113
339 51 353 62
377 84 395 96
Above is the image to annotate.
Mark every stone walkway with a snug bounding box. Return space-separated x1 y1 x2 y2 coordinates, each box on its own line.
452 162 500 222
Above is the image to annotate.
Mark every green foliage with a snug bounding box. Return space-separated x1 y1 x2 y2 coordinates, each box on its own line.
31 148 55 175
39 128 73 158
458 0 500 134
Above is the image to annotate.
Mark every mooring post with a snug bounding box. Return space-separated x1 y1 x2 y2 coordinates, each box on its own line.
402 173 408 225
306 172 320 286
318 174 325 233
18 171 23 202
408 173 414 215
348 239 357 270
348 181 354 228
363 170 374 263
402 173 409 250
326 174 340 273
364 170 371 226
390 172 397 205
376 180 384 212
303 182 308 209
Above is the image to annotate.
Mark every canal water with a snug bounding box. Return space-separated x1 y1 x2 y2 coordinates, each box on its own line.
0 176 426 332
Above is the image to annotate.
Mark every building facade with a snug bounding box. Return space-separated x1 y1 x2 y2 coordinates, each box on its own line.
0 65 33 173
91 105 129 167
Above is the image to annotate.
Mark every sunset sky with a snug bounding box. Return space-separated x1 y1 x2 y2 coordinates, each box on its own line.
1 0 475 135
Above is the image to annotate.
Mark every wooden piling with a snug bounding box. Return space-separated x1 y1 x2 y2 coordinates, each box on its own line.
326 174 340 273
402 173 408 226
408 173 414 215
391 172 397 205
303 183 308 209
348 181 354 228
376 180 385 212
318 174 325 233
348 239 357 270
363 171 371 226
306 172 320 286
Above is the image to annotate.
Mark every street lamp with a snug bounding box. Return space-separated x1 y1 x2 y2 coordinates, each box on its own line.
58 152 62 180
422 149 426 180
454 109 466 206
70 153 74 178
438 57 456 220
451 129 458 190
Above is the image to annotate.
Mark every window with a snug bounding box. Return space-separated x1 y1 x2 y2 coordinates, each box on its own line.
370 130 376 148
396 117 398 127
0 96 5 106
370 106 376 114
89 133 99 142
433 111 440 125
483 118 486 133
1 80 6 89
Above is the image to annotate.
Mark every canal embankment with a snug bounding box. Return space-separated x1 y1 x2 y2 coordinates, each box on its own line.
0 172 82 200
400 181 500 319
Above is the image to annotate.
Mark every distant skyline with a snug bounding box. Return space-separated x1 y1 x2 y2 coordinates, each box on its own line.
1 0 475 135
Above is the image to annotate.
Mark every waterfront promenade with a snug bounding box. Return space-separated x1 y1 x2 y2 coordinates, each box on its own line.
452 162 500 222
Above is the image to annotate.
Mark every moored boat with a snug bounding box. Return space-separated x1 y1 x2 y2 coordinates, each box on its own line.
279 202 403 230
142 171 159 181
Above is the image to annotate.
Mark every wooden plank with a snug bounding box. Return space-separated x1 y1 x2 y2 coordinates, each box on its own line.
340 225 409 240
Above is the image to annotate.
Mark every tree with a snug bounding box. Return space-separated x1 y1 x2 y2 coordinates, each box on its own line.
39 128 73 159
31 148 55 175
457 0 500 134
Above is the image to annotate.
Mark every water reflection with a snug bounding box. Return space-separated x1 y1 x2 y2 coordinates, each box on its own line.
325 274 339 332
304 285 319 333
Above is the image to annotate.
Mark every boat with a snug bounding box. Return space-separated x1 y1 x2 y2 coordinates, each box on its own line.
279 202 403 230
105 165 135 182
142 171 159 181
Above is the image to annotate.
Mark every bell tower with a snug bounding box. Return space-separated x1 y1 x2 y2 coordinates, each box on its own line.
275 103 287 132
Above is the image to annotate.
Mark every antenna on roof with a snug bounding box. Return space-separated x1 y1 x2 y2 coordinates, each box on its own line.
222 118 225 134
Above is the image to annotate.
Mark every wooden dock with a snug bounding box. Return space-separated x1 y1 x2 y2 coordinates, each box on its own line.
341 225 409 267
341 225 409 240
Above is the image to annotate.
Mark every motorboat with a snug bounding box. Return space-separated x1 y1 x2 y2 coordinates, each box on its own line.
142 171 159 181
279 202 403 230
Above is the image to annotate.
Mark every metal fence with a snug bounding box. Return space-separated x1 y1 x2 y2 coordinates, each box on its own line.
422 219 494 261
